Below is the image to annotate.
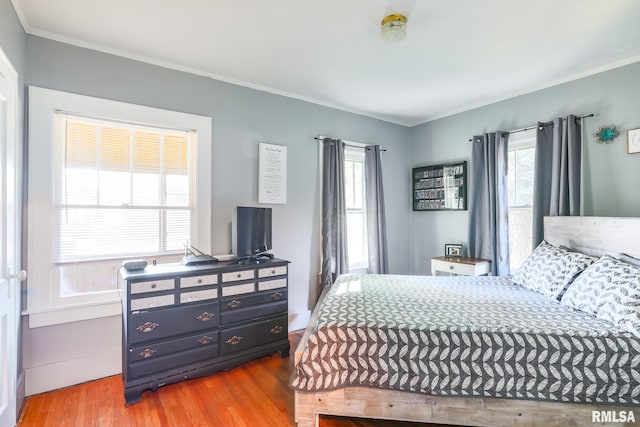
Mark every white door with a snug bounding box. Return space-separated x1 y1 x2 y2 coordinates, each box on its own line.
0 48 22 427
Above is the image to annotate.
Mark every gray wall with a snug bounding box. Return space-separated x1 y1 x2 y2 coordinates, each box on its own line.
0 0 27 414
0 0 26 74
408 61 640 275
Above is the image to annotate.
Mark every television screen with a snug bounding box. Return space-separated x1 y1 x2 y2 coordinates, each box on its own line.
232 206 272 259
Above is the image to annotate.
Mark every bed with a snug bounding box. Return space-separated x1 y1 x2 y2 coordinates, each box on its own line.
291 217 640 426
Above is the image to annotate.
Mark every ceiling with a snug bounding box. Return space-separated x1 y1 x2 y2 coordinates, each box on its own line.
12 0 640 126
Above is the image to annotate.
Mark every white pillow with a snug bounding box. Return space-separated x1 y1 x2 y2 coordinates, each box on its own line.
609 253 640 267
561 255 640 336
511 240 596 300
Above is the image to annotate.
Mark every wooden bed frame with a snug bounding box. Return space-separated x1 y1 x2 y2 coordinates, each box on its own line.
294 216 640 427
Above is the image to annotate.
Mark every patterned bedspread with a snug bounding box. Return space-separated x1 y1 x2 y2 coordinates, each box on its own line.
290 274 640 404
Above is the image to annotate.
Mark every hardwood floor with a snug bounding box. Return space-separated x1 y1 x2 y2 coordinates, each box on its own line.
17 331 446 427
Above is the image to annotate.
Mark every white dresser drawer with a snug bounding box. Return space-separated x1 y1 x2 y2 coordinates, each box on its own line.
221 269 254 283
431 257 490 276
258 266 287 278
222 282 255 297
180 288 218 303
180 274 218 288
130 278 174 294
432 259 475 275
131 294 175 311
257 278 287 291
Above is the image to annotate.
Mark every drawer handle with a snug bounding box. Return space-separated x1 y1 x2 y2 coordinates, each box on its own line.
236 273 242 278
270 325 284 334
151 283 157 289
271 269 276 275
227 299 241 309
198 336 214 345
226 335 244 345
197 278 203 284
271 292 283 300
136 322 159 333
449 265 455 270
196 311 215 322
139 348 157 358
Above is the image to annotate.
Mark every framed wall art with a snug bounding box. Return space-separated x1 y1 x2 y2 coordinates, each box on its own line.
258 142 287 204
412 161 467 211
628 128 640 154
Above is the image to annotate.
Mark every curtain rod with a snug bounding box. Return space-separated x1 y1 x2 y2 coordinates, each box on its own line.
468 113 594 142
314 136 387 151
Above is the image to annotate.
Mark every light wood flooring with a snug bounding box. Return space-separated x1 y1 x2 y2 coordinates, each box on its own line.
17 331 447 427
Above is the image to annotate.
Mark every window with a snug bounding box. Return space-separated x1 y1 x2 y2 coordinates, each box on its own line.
507 129 536 271
344 146 368 271
54 114 195 296
27 86 211 327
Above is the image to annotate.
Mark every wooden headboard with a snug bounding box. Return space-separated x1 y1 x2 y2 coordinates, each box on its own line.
544 216 640 259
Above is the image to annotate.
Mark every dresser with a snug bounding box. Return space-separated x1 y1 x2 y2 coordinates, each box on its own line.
118 259 290 405
430 256 491 276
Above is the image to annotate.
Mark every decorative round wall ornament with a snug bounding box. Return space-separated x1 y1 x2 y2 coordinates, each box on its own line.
593 125 619 144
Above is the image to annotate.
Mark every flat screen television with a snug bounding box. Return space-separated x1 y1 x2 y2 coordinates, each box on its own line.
232 206 272 263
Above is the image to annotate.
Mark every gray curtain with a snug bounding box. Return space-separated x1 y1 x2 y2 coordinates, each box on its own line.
364 145 389 274
321 138 348 285
468 131 510 276
532 115 581 247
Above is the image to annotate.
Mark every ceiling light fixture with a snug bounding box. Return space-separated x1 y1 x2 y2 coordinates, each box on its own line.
381 14 407 43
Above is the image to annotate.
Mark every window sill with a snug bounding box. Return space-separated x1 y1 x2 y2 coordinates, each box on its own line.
23 301 122 328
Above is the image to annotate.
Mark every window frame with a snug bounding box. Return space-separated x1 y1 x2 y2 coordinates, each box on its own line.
26 86 212 327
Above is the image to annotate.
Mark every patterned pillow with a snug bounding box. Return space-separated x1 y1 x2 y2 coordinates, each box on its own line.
611 253 640 267
561 255 640 335
511 240 596 300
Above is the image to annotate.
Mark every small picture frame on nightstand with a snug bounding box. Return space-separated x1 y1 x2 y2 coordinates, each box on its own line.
445 243 463 257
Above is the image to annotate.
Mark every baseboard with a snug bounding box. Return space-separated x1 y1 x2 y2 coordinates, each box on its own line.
288 310 311 332
16 369 25 420
25 348 121 396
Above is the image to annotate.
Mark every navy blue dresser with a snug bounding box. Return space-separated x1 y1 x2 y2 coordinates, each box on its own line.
118 259 289 405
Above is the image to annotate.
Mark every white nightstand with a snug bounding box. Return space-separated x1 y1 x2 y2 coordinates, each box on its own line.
431 256 491 276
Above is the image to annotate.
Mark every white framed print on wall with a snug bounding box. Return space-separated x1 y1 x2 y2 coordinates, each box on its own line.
258 142 287 204
628 128 640 154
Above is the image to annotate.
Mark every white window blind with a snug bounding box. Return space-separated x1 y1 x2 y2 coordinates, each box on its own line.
507 129 536 271
344 146 368 270
54 113 195 263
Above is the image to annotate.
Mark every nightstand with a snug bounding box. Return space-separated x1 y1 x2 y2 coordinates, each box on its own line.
431 256 491 276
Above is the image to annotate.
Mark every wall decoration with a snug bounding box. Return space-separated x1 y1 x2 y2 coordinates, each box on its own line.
412 161 467 211
593 125 619 144
258 142 287 204
628 128 640 154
